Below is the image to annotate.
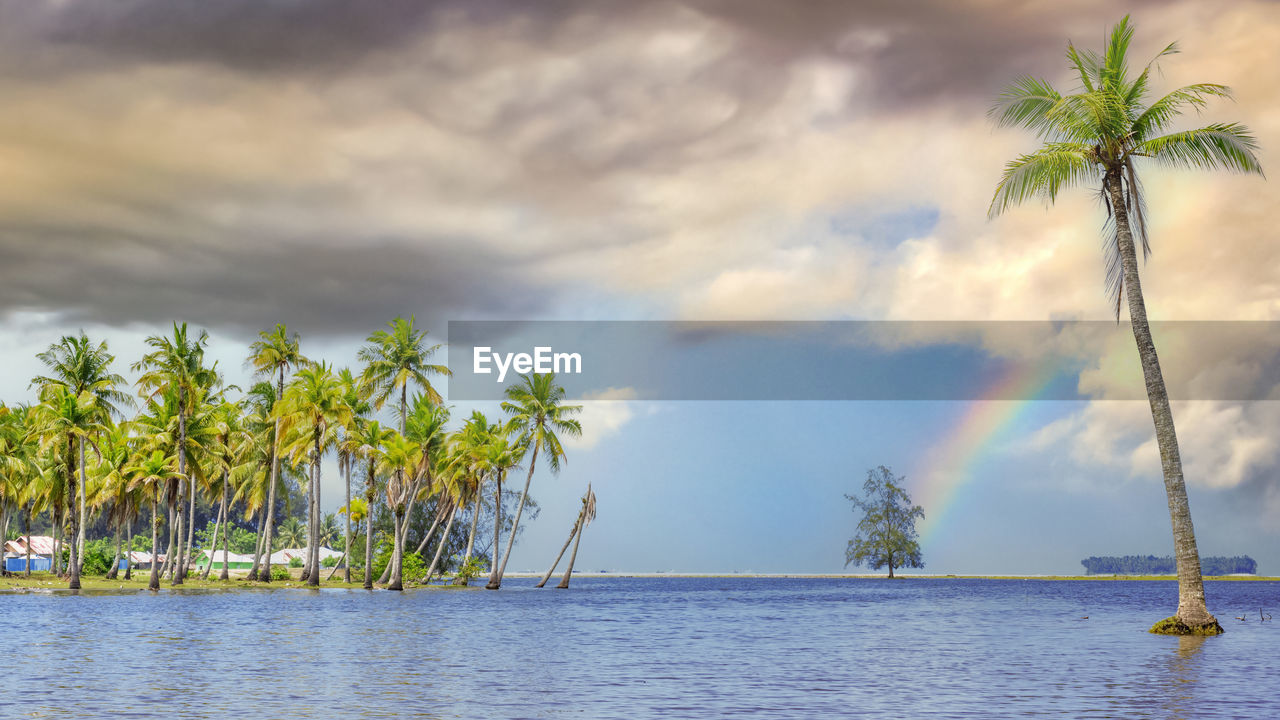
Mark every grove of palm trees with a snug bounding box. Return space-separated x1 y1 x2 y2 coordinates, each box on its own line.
0 318 583 592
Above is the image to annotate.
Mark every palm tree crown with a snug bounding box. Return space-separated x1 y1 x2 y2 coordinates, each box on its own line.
989 15 1263 315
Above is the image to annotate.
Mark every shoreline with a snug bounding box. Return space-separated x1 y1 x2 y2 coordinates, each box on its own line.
3 571 1276 592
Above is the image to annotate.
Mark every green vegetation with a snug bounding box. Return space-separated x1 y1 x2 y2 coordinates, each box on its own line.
0 317 582 595
844 466 924 579
989 16 1262 634
1082 556 1257 576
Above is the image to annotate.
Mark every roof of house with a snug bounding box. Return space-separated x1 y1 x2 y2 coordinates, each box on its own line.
3 535 55 556
268 547 343 564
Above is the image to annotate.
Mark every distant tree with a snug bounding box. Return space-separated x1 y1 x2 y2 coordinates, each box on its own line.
845 466 924 578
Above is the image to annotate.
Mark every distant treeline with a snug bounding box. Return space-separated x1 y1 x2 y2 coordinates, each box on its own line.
1081 555 1257 576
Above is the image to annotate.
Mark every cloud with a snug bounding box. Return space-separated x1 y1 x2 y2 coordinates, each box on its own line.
564 386 639 450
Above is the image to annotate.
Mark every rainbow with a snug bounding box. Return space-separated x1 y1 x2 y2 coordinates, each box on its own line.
909 360 1064 546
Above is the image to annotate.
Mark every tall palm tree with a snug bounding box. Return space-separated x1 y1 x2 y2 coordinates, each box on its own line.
133 323 217 585
126 450 184 591
276 516 307 549
357 316 450 433
246 324 305 583
336 368 369 583
989 16 1263 634
351 419 393 589
32 332 130 578
31 386 105 589
278 362 350 586
487 373 581 590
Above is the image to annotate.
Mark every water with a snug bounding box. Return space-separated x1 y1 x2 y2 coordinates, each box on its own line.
2 577 1278 718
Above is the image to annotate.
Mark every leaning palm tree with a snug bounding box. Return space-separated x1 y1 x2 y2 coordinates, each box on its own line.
376 431 420 591
351 419 393 588
246 324 305 583
990 16 1263 635
486 373 582 590
357 316 450 433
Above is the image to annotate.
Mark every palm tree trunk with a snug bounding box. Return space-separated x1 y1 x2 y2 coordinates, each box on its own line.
162 500 176 579
308 433 321 588
248 508 265 580
485 472 503 588
457 489 482 584
23 509 31 577
537 513 580 588
77 435 87 575
219 487 231 581
173 389 187 586
488 445 538 590
414 501 449 555
202 485 225 580
364 465 375 590
425 506 457 583
1106 171 1219 633
343 454 352 584
148 499 161 590
261 423 280 583
388 506 405 591
67 443 83 588
555 510 587 589
183 472 196 579
124 519 133 580
106 525 122 580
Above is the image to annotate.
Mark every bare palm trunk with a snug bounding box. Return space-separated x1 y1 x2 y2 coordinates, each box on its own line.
485 472 503 588
1107 171 1219 634
148 499 161 590
414 502 449 555
388 505 405 591
202 482 226 580
219 486 231 581
173 389 187 585
124 520 133 580
538 515 580 588
106 525 122 580
261 437 280 583
456 489 482 584
364 465 376 590
183 472 196 578
488 445 539 590
308 434 321 588
248 508 265 580
23 509 31 577
425 506 457 583
556 511 587 589
77 435 86 575
343 455 352 584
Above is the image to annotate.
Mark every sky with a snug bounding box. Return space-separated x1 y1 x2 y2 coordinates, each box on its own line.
1 0 1278 575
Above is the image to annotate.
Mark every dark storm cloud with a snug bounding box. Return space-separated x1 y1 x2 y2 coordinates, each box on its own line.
0 0 1225 340
0 226 547 338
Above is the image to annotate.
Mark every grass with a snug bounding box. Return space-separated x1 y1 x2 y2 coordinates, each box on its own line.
0 570 473 592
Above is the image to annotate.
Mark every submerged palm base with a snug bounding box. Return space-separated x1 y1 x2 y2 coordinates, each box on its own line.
1150 616 1224 636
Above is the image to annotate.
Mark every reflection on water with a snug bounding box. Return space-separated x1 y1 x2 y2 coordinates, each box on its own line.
1159 635 1207 720
1 578 1277 719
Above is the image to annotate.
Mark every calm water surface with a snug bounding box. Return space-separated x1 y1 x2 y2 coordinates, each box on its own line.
2 578 1278 718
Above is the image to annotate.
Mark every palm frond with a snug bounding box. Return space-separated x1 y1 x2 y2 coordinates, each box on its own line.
1129 84 1233 141
988 143 1100 217
1138 123 1264 175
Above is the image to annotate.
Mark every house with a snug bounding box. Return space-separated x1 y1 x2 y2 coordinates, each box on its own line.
3 535 55 572
123 551 165 570
192 550 255 571
268 547 344 566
